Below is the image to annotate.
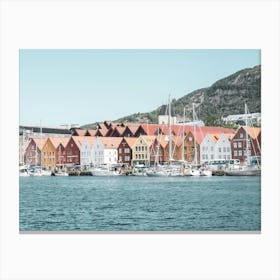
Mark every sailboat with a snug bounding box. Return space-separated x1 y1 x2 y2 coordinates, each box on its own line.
188 103 211 176
146 95 184 177
30 121 52 176
225 104 261 176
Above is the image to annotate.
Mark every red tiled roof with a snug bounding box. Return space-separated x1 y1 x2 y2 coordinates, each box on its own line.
113 126 126 136
72 129 87 136
86 129 97 136
96 128 108 136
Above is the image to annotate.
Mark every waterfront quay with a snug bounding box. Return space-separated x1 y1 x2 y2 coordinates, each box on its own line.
21 121 261 172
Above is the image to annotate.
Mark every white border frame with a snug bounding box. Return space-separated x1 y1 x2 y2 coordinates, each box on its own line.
1 1 280 279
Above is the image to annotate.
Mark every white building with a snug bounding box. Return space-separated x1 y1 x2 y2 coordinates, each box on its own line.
91 137 122 165
80 137 96 167
215 133 232 160
200 133 232 163
158 115 177 125
222 112 261 126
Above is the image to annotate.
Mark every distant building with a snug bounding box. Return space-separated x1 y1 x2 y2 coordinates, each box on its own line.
222 113 261 126
158 104 177 125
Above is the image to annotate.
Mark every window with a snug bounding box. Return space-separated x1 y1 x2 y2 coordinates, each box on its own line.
125 156 130 161
125 148 130 154
188 137 193 141
119 148 122 154
211 147 214 152
238 150 243 156
234 151 238 156
233 142 237 148
218 148 221 153
136 147 138 152
240 133 244 139
238 142 242 148
227 147 230 152
142 146 144 151
223 147 226 153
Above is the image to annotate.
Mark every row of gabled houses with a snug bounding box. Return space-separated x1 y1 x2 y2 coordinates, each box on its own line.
24 123 261 169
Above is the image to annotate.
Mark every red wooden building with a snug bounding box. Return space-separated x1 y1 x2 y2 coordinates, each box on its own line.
231 126 261 163
118 137 137 165
24 137 47 166
65 136 85 166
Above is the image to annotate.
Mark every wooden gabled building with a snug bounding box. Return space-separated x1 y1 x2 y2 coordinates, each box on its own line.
231 126 261 163
24 137 47 166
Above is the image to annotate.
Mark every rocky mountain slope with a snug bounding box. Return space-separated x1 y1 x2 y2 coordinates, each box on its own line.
83 65 261 128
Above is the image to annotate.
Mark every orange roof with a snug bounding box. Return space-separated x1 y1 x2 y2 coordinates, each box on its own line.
49 137 70 148
139 135 156 147
172 135 183 147
100 137 123 149
244 126 261 139
71 136 89 149
157 136 169 148
30 137 47 150
82 136 96 147
123 137 138 148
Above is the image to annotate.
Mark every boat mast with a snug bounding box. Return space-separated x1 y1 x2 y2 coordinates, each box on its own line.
168 95 172 161
245 103 250 165
40 120 42 169
193 103 198 165
182 107 186 161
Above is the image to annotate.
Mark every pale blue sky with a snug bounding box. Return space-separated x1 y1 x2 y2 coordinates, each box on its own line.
20 49 260 127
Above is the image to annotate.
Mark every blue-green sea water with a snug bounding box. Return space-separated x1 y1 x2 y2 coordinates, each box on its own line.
19 176 261 231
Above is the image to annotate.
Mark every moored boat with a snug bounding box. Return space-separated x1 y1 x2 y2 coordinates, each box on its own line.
225 165 261 176
54 171 69 176
90 165 121 176
19 166 30 177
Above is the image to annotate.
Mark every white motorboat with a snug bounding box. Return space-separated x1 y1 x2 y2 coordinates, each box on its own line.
54 171 69 176
146 166 170 177
90 165 121 176
190 168 201 176
225 165 261 176
19 166 30 177
29 167 52 176
200 168 212 176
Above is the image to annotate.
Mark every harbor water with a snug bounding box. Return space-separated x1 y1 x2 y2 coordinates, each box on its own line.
19 176 261 231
